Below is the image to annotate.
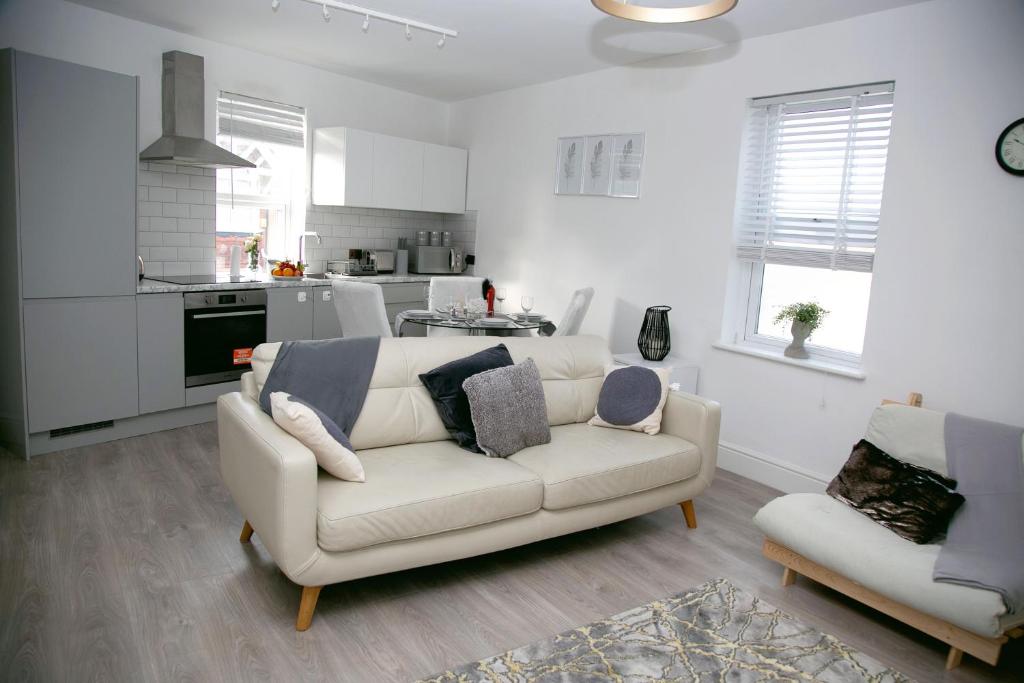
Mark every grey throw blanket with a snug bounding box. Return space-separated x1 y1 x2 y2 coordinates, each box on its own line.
258 336 380 438
933 412 1024 616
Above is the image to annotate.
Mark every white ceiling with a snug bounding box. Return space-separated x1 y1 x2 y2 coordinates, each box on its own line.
67 0 929 101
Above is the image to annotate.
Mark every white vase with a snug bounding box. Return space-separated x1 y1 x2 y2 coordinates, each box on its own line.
784 321 812 359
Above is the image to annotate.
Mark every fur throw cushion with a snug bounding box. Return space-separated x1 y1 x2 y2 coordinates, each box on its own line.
827 439 964 544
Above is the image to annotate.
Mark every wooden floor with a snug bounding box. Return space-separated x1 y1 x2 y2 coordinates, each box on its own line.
1 423 1021 682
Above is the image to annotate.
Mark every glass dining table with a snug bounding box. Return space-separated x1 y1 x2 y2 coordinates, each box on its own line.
399 313 548 336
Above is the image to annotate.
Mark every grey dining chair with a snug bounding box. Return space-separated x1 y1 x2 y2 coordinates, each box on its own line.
331 280 392 338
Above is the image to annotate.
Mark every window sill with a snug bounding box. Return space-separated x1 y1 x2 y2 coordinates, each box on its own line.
712 341 866 380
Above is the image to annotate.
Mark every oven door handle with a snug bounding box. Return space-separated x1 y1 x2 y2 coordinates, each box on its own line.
190 310 267 320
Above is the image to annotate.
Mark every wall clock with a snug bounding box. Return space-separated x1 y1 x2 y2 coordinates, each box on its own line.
995 117 1024 176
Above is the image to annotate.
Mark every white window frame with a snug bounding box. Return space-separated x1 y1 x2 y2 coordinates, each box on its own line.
724 82 894 372
737 261 865 369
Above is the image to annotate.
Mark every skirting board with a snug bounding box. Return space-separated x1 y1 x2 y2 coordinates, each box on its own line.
717 440 828 494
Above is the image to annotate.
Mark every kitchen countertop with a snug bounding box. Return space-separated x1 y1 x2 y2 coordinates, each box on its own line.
137 273 438 294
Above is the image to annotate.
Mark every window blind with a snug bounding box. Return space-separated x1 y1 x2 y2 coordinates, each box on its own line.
735 82 894 273
217 91 305 148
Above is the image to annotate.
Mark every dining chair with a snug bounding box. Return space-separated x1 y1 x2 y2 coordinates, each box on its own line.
426 276 484 337
541 287 594 337
331 280 392 338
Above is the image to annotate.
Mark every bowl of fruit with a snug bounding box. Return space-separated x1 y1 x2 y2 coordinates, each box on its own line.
270 260 305 280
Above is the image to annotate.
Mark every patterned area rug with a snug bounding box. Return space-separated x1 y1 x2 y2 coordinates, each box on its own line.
418 578 911 682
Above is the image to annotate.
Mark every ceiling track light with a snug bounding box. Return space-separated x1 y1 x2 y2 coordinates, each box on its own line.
270 0 280 11
285 0 458 45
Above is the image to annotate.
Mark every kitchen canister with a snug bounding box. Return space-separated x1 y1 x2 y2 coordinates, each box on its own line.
416 230 429 246
395 249 409 276
229 245 242 276
442 231 452 246
429 230 442 246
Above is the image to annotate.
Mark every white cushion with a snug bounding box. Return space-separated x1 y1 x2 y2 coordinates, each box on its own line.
589 365 671 435
754 493 1021 637
269 392 365 482
509 423 700 510
316 440 543 552
864 404 948 474
248 335 611 451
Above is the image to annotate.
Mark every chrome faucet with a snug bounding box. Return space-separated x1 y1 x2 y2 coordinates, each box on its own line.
298 231 322 268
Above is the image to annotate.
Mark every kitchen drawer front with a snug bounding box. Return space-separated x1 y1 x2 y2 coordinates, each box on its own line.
381 283 427 305
137 293 185 414
24 297 139 433
266 287 314 342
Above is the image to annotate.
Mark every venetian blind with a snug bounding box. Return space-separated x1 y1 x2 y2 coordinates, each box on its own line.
217 91 305 148
735 82 894 272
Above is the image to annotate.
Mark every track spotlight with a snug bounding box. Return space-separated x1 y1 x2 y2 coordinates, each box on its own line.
322 3 330 22
436 34 446 49
362 14 370 32
405 24 412 40
271 0 280 11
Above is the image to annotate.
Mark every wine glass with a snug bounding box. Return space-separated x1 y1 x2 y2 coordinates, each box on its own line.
520 295 534 319
445 295 456 318
495 287 507 314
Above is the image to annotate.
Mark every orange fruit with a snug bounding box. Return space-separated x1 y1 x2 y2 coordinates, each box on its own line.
272 268 283 276
282 267 295 277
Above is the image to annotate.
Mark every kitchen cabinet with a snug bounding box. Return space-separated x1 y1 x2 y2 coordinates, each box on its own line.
311 127 373 207
137 293 185 414
382 283 428 337
13 50 138 299
312 126 466 214
312 286 343 340
23 297 139 433
267 287 313 342
421 143 468 213
371 133 424 211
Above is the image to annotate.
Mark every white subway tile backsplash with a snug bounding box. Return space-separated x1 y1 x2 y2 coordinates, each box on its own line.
163 232 190 247
177 218 204 233
138 201 162 217
189 233 214 248
161 173 190 189
150 246 178 261
163 262 190 276
148 186 177 203
176 188 204 204
188 175 215 191
149 216 177 231
189 204 215 220
162 203 189 218
138 232 163 247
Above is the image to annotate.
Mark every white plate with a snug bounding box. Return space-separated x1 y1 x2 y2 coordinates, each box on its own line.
512 313 546 322
475 318 511 326
403 310 438 319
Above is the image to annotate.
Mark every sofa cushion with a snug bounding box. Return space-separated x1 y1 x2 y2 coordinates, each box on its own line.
754 493 1022 638
865 404 949 475
464 358 551 458
419 344 514 452
508 423 701 510
317 440 543 552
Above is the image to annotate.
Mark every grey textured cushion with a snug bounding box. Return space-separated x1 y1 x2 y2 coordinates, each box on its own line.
463 358 551 457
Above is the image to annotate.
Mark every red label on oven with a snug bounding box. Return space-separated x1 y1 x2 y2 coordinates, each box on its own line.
233 348 253 365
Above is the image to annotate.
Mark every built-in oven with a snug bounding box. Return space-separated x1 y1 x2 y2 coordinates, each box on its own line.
184 290 267 388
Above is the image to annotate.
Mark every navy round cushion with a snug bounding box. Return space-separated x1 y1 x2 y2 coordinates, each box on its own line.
596 366 662 426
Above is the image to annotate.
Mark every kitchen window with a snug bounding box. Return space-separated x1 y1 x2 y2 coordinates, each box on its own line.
726 82 895 367
216 92 306 272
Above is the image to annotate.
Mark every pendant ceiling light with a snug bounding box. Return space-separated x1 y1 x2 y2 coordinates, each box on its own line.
591 0 737 23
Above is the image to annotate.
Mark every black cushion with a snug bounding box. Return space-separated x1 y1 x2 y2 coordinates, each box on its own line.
419 344 514 452
826 439 964 544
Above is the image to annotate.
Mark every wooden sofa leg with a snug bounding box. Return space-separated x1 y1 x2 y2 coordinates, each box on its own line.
239 520 254 543
296 585 323 631
679 500 697 529
945 646 964 670
781 566 797 587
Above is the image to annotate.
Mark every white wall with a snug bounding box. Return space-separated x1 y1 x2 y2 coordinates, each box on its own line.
450 0 1024 490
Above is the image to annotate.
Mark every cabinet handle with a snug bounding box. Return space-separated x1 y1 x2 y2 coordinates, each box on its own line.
191 310 266 320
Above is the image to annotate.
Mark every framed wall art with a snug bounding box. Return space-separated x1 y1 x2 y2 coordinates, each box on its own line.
554 132 645 198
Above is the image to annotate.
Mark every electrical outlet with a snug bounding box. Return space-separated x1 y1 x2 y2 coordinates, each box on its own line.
322 290 331 302
297 291 307 303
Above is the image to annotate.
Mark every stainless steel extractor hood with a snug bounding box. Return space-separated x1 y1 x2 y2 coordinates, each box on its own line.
139 51 255 169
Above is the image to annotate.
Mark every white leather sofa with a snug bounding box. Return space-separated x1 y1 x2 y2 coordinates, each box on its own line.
755 404 1024 669
218 335 721 630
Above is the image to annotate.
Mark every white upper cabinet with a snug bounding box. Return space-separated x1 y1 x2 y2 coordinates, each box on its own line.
371 133 424 211
421 143 468 214
313 127 466 214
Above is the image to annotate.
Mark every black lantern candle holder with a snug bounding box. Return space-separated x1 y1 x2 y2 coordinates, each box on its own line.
638 305 671 361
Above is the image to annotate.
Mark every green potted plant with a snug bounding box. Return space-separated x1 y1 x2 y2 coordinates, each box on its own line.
774 302 829 359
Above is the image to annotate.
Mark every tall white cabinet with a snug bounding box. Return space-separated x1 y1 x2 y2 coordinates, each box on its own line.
312 127 467 214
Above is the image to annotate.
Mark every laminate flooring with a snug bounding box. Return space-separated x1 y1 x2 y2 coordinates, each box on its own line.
1 423 1021 682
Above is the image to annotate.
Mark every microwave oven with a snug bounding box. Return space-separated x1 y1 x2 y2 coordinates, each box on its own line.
409 246 466 274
